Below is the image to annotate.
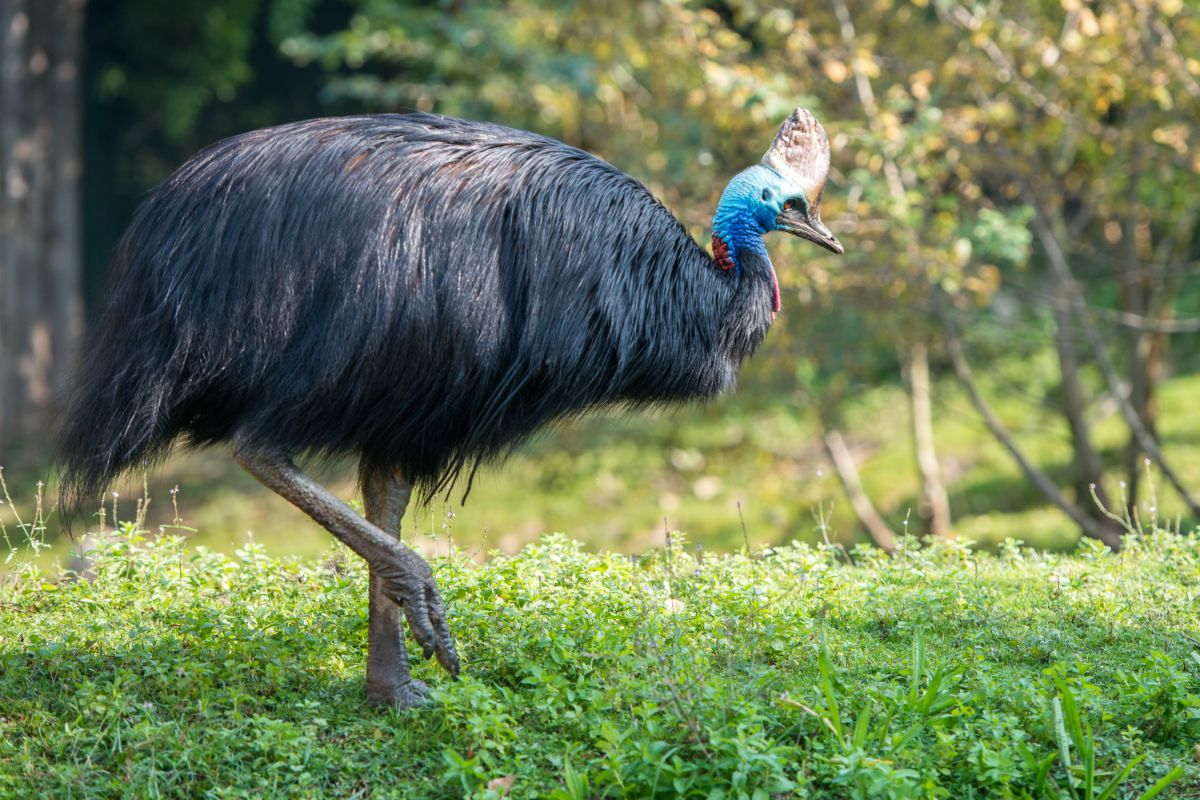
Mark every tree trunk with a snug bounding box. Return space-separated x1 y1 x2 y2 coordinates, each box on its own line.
1120 217 1145 513
905 340 952 538
1030 207 1200 519
0 0 85 452
934 291 1124 550
821 427 897 553
1119 216 1172 516
1049 280 1110 520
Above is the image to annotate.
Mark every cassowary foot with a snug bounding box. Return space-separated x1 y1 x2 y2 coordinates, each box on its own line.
367 676 431 709
372 558 461 677
361 461 459 707
233 444 461 686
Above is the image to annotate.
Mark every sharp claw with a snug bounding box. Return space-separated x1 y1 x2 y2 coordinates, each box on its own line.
402 598 445 666
381 566 460 678
437 645 461 678
425 584 460 677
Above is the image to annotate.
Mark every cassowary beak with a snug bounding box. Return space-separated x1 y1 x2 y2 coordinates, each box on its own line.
776 203 843 255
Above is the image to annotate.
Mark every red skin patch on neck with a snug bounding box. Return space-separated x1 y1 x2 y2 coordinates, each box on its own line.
711 235 735 272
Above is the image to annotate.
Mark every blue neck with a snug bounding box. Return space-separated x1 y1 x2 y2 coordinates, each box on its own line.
711 166 778 276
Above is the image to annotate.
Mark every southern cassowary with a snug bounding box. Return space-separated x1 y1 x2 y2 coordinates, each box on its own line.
58 109 841 707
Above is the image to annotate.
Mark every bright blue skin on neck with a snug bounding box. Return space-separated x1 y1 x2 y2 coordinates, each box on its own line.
711 165 805 276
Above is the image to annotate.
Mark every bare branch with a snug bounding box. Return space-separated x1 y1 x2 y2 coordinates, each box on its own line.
906 340 952 538
1034 291 1200 334
1030 206 1200 517
1088 307 1200 335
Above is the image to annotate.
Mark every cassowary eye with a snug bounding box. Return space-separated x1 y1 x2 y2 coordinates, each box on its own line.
783 199 795 210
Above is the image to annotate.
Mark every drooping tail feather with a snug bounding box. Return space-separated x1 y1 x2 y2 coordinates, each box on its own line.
55 201 194 517
56 366 174 518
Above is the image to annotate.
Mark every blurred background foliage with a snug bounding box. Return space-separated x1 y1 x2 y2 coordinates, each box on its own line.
2 0 1199 559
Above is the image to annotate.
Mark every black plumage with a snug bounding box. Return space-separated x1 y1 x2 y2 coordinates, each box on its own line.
58 113 778 508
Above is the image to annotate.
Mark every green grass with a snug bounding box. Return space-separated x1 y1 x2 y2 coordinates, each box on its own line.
2 528 1197 798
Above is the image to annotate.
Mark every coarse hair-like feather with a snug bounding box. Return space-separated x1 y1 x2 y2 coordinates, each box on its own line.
57 113 778 510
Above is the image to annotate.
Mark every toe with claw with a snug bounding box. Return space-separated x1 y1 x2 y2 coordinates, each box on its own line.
376 554 461 678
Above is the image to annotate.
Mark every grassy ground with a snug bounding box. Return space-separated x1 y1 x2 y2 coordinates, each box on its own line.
2 528 1197 798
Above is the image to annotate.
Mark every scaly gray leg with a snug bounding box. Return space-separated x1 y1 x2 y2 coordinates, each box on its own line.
361 461 430 708
232 443 460 690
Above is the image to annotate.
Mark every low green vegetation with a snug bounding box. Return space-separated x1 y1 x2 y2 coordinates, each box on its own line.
2 525 1197 798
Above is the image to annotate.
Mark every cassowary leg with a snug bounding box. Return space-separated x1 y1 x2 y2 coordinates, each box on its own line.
232 443 460 691
360 462 429 708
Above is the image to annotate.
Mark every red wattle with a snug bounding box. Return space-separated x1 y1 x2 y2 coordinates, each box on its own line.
711 236 735 272
771 267 781 317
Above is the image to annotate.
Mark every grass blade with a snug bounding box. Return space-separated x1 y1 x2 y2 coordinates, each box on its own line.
1094 754 1143 800
851 703 871 750
818 631 844 740
1032 751 1057 794
909 628 925 707
1052 697 1071 773
1054 675 1086 754
1134 765 1185 800
1082 723 1094 800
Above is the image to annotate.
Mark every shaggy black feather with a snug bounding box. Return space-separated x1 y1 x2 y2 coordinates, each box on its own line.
57 113 778 509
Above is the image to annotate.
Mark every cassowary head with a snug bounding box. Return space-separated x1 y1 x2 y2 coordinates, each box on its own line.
712 109 843 272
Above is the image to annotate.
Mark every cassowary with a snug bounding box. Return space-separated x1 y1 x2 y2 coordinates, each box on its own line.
58 108 841 707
